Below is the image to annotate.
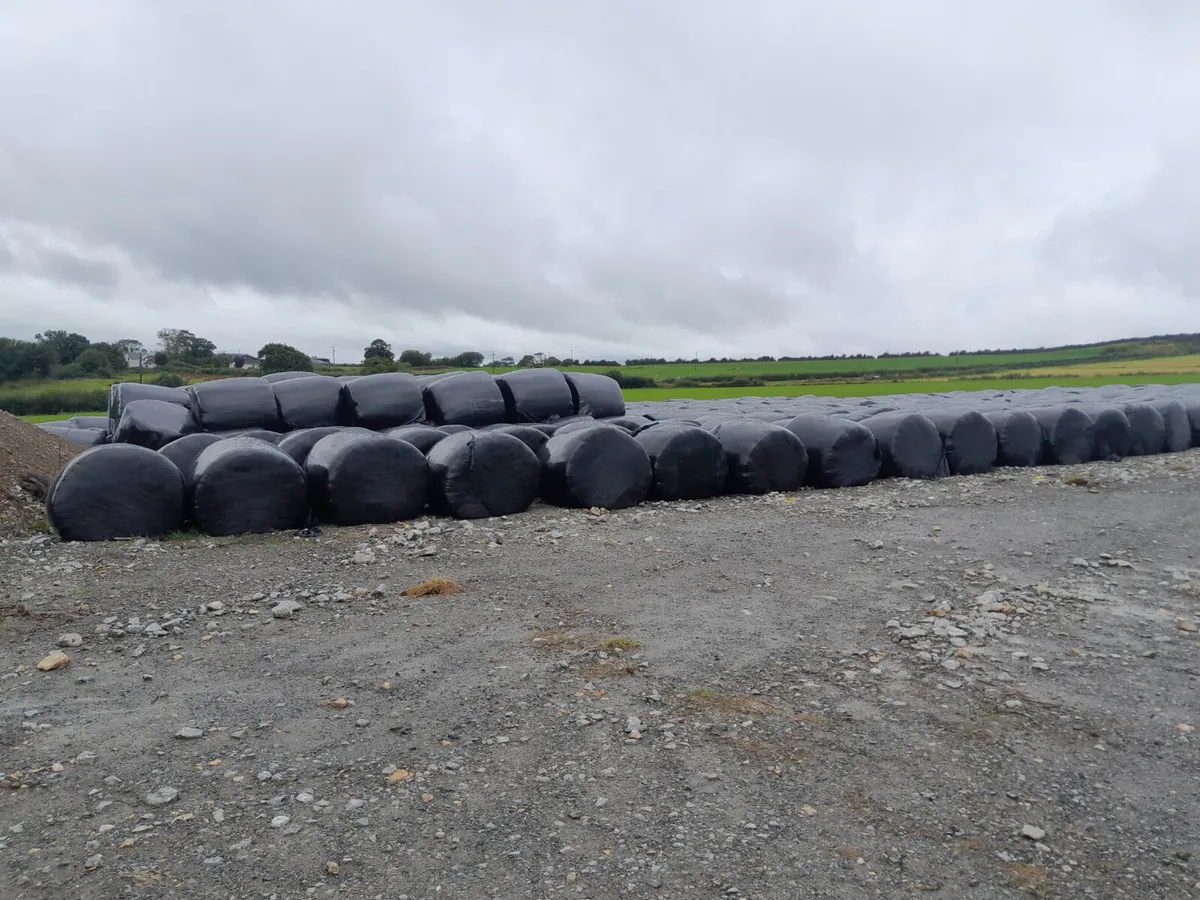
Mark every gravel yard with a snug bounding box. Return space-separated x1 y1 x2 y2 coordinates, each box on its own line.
2 450 1199 899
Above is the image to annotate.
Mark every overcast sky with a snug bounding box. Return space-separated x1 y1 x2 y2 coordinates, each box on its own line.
1 1 1198 362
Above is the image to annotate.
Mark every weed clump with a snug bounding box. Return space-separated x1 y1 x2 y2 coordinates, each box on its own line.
404 577 462 597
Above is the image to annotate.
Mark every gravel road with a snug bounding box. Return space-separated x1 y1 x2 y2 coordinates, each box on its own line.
2 450 1199 899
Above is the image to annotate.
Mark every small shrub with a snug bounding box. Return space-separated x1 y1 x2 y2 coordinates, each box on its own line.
154 372 185 388
404 577 462 597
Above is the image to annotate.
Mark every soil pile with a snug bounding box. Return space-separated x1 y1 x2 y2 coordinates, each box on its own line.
0 410 81 533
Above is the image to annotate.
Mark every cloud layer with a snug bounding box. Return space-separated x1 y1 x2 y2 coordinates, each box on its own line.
2 0 1198 360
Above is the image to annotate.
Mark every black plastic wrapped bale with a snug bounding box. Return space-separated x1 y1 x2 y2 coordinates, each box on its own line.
277 427 351 466
634 423 729 500
187 379 282 432
1121 403 1166 456
563 372 625 418
921 410 998 476
305 431 430 526
1183 397 1200 447
47 444 184 542
706 420 808 494
263 371 320 384
213 429 282 443
599 416 654 434
538 426 652 510
67 415 110 430
1029 407 1095 465
272 375 342 431
53 428 110 448
385 425 450 454
439 423 474 435
783 415 879 488
1087 408 1133 461
159 433 225 510
426 431 541 519
338 372 426 429
1152 399 1191 453
191 437 309 536
108 382 193 433
860 413 947 479
112 399 197 450
555 418 627 436
984 411 1042 467
487 424 551 456
421 372 507 427
494 369 576 423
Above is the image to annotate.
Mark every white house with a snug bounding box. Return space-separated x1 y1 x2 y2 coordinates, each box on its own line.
125 351 155 369
231 355 261 370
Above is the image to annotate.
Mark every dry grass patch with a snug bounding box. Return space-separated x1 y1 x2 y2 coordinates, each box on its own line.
1002 862 1048 889
404 577 462 598
531 629 643 678
681 690 777 718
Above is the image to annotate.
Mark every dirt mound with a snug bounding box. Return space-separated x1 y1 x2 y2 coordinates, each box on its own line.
0 410 81 534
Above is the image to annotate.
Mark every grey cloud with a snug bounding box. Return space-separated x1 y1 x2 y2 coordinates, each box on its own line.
1 0 1199 357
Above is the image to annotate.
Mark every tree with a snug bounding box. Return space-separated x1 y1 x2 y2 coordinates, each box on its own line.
34 330 90 365
498 356 515 367
74 347 114 377
360 356 398 375
398 349 433 367
544 356 562 367
451 351 484 368
89 341 129 372
256 343 314 375
153 351 169 367
363 339 395 361
157 328 216 362
517 354 535 368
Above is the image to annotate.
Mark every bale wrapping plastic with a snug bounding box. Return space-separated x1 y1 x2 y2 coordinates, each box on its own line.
41 426 110 447
191 437 309 536
426 431 542 519
338 372 426 429
563 372 625 418
1030 407 1095 465
421 372 507 427
188 379 282 432
921 410 998 476
385 425 450 454
305 431 430 526
1086 408 1133 461
783 415 879 488
634 423 729 500
263 371 320 384
860 413 947 479
47 444 184 542
272 375 342 431
108 382 193 433
67 415 110 430
1121 403 1166 456
705 420 808 494
112 398 197 450
984 411 1043 467
538 426 652 510
495 369 576 422
1152 399 1191 453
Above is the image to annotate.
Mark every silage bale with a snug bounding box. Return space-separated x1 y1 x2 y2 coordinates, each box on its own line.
112 398 197 450
563 372 625 418
67 415 110 430
338 372 426 429
107 382 193 433
1086 408 1133 461
1151 399 1192 453
191 437 309 536
385 425 450 454
1029 407 1095 465
860 413 947 480
1121 403 1166 456
271 375 342 431
305 431 429 526
705 420 808 494
426 431 541 519
538 426 652 510
421 371 507 427
187 379 282 432
212 429 282 443
494 369 576 422
277 426 353 466
262 371 320 384
920 409 998 476
634 422 729 500
984 411 1042 467
159 432 225 512
486 424 552 456
783 415 879 488
47 444 184 542
42 426 110 448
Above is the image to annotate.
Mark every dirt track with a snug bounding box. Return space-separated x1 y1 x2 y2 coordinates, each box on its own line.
2 450 1200 899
